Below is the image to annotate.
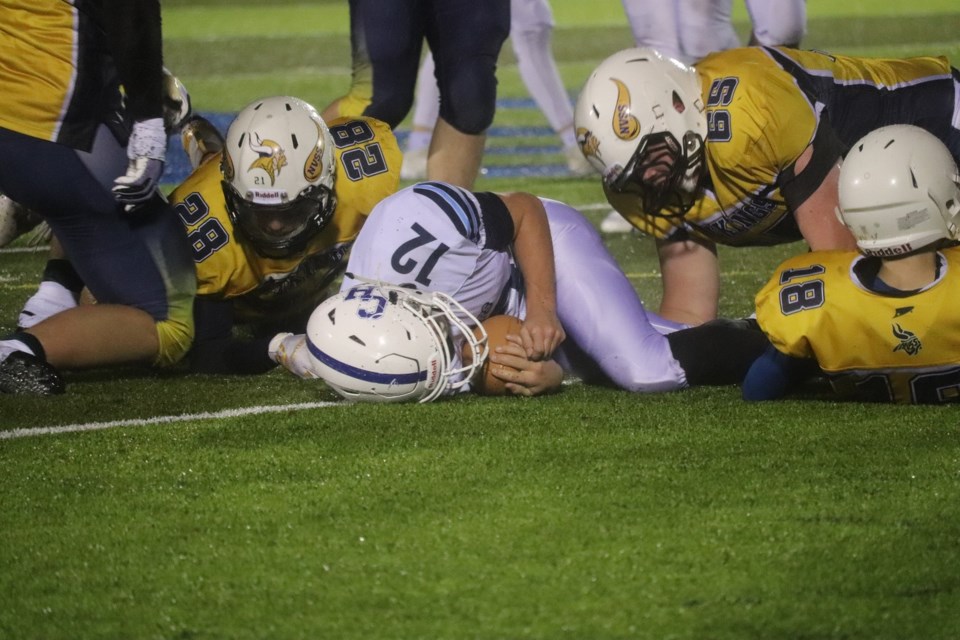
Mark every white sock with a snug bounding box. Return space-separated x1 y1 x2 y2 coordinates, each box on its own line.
18 281 79 329
0 339 36 362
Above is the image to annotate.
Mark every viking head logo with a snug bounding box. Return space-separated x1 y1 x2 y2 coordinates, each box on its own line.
611 79 640 141
892 323 922 356
576 127 601 163
247 133 287 186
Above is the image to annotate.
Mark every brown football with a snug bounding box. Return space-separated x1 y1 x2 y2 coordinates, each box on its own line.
467 314 523 396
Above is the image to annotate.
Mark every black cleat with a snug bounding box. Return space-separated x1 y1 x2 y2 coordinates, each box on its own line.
0 351 66 395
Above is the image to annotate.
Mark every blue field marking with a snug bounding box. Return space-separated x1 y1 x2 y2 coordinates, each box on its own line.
162 109 578 185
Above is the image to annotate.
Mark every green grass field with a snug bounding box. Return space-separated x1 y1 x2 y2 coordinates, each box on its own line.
2 1 960 638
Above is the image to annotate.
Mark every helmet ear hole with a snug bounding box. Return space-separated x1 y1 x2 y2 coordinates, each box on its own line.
672 91 685 113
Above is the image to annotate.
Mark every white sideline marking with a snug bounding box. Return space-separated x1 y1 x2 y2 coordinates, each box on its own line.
0 401 339 440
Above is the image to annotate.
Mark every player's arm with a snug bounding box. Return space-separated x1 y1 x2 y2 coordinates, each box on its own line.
496 192 565 360
188 297 278 375
779 117 857 251
100 0 164 122
656 235 720 325
100 0 168 206
741 343 817 400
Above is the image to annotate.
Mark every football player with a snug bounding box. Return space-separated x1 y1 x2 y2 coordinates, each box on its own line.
0 0 197 394
400 0 594 181
600 0 806 232
14 96 401 375
575 46 960 325
621 0 805 66
743 125 960 404
322 0 511 189
270 182 769 399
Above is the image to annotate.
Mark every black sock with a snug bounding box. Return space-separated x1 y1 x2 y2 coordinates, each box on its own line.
41 259 84 294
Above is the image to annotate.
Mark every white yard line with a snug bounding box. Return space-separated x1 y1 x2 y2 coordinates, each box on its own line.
1 401 340 440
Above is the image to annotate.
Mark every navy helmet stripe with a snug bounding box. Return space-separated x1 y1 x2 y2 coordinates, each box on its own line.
413 182 481 242
307 339 428 385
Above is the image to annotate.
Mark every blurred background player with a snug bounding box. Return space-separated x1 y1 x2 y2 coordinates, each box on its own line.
400 0 594 181
575 46 960 326
14 96 401 376
743 125 960 404
620 0 805 66
0 0 196 394
271 182 768 399
601 0 807 232
323 0 510 190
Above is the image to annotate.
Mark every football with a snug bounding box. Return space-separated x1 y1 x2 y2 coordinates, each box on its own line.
470 314 523 396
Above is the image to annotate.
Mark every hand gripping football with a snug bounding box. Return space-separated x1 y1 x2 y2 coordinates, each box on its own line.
469 314 523 396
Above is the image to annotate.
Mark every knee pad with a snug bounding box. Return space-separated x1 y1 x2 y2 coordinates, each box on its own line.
437 58 499 135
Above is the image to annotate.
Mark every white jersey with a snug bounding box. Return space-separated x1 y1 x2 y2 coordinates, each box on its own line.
341 182 687 394
342 182 524 322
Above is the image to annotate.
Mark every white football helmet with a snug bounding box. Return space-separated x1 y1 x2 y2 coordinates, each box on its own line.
306 283 489 403
221 96 337 258
837 124 960 257
574 47 707 218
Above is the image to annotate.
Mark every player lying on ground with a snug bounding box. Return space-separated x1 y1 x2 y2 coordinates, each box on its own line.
270 182 769 401
744 125 960 404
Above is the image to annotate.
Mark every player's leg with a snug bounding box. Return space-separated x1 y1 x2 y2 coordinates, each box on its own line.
16 238 83 329
356 0 423 129
542 199 688 392
744 0 806 47
401 52 440 181
0 124 195 381
510 0 591 176
676 0 739 62
322 0 374 121
424 0 510 189
620 0 685 62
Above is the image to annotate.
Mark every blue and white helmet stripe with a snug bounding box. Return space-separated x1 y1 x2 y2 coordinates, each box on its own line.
413 182 482 243
307 338 429 386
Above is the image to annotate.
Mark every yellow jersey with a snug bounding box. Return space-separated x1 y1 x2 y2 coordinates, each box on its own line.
0 0 128 150
613 47 956 247
755 249 960 404
169 115 400 324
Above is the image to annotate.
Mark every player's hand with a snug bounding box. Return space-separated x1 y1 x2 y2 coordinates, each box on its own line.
519 306 565 361
268 332 318 379
112 117 167 209
489 335 564 396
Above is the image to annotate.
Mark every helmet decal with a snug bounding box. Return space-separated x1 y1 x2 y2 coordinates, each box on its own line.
303 122 327 182
247 133 287 186
576 127 601 162
611 79 641 141
221 149 235 182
